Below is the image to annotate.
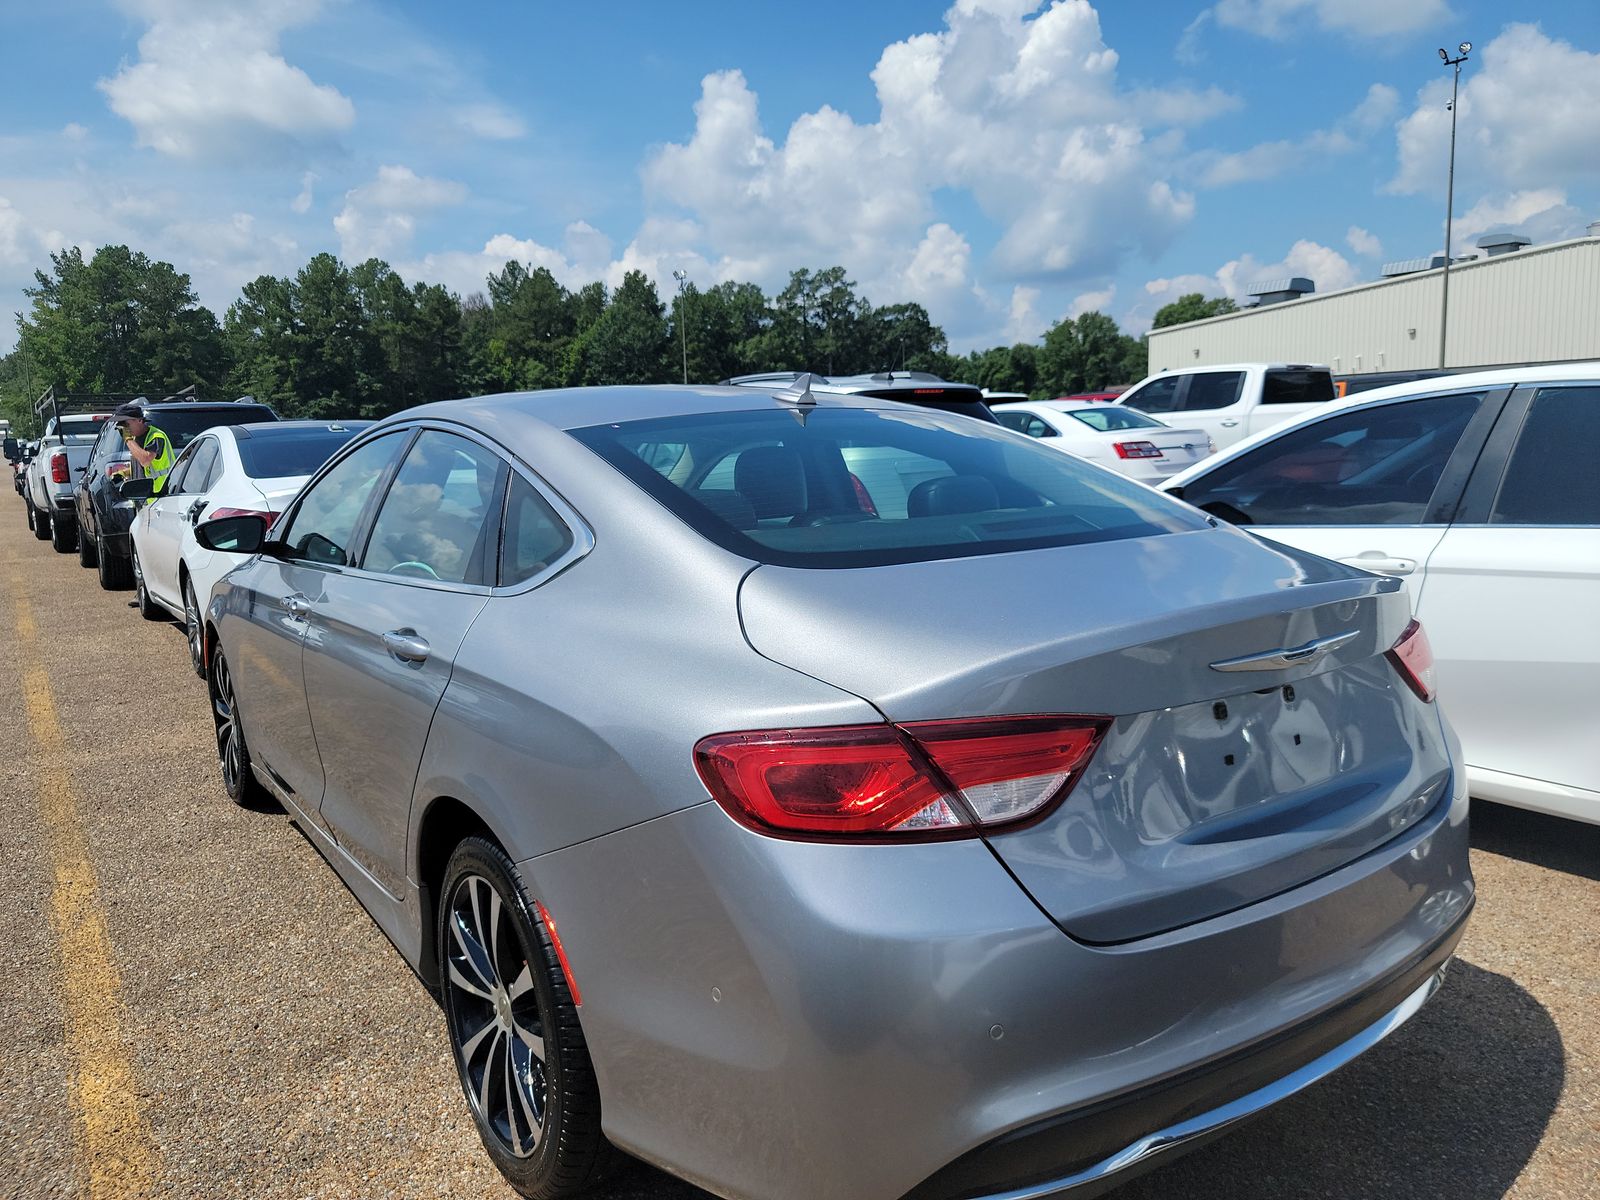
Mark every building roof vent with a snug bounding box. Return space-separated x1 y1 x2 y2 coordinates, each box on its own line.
1245 276 1314 307
1475 232 1531 257
1586 220 1600 238
1382 255 1448 277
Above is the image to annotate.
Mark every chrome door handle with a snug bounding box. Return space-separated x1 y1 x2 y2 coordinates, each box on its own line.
1219 419 1240 427
383 629 431 663
284 593 311 618
1339 553 1418 576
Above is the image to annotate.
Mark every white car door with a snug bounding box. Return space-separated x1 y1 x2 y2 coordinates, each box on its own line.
1171 386 1505 595
1413 382 1600 821
146 436 220 607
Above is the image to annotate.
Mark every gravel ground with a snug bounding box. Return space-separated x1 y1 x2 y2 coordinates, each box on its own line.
0 502 1594 1200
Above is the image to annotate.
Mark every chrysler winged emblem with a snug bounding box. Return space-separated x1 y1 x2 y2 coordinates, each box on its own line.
1210 630 1360 673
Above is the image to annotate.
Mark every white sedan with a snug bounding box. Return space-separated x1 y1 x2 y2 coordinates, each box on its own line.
128 420 371 676
1163 362 1600 824
991 400 1214 484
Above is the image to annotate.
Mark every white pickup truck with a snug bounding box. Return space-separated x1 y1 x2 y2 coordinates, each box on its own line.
25 412 111 552
1115 363 1337 452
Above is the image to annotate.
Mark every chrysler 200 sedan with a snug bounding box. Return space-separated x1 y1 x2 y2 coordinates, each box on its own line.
196 379 1473 1200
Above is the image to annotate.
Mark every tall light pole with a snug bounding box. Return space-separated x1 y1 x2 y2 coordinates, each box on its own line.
1437 41 1470 371
671 269 689 384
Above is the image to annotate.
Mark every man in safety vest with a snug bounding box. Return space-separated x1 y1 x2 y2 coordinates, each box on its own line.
113 401 175 495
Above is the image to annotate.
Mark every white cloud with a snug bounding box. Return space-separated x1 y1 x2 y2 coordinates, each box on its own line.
98 0 355 161
291 171 316 215
1132 238 1360 332
1346 225 1382 258
334 165 467 262
455 103 525 141
1390 25 1600 197
1005 285 1043 341
1211 0 1448 39
1068 285 1115 318
0 197 33 267
1196 84 1397 187
62 123 89 142
1453 189 1588 247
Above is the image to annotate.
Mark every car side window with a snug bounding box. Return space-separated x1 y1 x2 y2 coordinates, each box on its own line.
1177 371 1245 411
500 473 575 585
171 438 218 495
162 443 200 495
1490 386 1600 526
1179 392 1488 526
362 431 507 586
1122 377 1180 414
994 411 1029 434
279 431 409 567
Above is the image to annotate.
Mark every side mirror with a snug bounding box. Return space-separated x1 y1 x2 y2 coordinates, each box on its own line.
195 514 271 555
118 477 156 499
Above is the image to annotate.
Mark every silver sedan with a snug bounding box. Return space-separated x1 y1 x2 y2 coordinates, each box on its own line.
197 381 1473 1200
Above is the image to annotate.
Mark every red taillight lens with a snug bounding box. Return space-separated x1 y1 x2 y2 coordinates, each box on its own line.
50 452 70 484
1113 440 1163 460
1386 618 1436 702
694 715 1109 840
209 505 278 528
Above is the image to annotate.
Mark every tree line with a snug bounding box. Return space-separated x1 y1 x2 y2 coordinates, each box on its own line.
1 243 1229 434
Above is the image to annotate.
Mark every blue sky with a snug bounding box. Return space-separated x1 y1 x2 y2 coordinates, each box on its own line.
3 0 1597 356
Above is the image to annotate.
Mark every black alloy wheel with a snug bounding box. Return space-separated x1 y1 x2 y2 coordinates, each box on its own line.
439 838 619 1198
131 545 164 621
183 578 205 678
208 647 263 806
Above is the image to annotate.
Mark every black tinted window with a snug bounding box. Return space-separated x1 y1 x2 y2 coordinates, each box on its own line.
363 432 506 585
573 407 1205 569
279 432 407 566
500 474 575 585
1262 370 1335 405
1181 392 1486 526
1178 371 1245 412
1491 387 1600 526
236 427 368 479
152 406 278 449
1122 377 1180 414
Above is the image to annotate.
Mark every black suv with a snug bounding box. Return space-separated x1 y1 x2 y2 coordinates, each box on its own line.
75 399 279 588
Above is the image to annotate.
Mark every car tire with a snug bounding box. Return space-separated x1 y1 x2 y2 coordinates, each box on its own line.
50 514 77 554
131 545 165 621
96 536 134 590
24 501 35 530
78 525 99 568
182 577 206 679
439 838 622 1199
32 505 51 540
207 645 269 807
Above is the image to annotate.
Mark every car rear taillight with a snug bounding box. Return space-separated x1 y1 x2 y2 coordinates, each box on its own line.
50 452 70 484
1386 618 1436 703
1113 441 1163 460
208 507 274 525
694 715 1109 840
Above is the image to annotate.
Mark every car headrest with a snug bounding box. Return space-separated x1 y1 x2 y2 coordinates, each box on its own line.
734 446 807 519
690 489 758 530
907 475 1000 518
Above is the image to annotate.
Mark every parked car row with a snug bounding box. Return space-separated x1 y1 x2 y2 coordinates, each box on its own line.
14 364 1587 1200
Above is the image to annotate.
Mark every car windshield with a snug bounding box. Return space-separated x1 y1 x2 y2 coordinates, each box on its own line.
1062 407 1163 432
571 407 1206 568
153 406 278 449
235 426 369 479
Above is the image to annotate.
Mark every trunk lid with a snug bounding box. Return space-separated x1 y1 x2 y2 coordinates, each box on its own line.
1139 425 1212 473
738 526 1452 942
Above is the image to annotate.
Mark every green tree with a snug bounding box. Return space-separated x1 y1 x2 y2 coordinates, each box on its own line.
863 303 954 376
1039 311 1140 396
1151 292 1236 329
568 271 669 385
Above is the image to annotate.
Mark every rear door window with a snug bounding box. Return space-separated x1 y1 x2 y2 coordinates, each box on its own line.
169 438 218 495
1177 371 1245 411
1121 377 1181 414
279 431 410 567
1490 386 1600 526
500 474 575 585
362 432 507 586
1262 369 1336 405
1179 392 1488 526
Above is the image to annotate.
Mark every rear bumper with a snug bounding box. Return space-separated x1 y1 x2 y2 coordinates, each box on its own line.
905 914 1465 1200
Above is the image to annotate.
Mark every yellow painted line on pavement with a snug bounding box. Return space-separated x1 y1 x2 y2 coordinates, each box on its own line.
12 581 161 1197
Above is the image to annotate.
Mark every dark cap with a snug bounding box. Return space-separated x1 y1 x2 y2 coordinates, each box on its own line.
112 400 148 422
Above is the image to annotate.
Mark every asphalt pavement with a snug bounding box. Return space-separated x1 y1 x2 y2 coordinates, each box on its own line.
0 500 1594 1200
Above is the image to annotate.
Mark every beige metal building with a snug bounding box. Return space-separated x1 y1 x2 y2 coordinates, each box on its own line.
1146 233 1600 376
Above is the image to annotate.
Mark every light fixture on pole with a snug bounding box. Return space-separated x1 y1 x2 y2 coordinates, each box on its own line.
1437 41 1470 371
671 269 689 385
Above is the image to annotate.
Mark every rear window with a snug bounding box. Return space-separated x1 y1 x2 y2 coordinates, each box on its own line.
571 407 1206 569
57 416 108 442
1064 407 1162 432
857 387 998 424
235 426 368 479
152 406 279 449
1262 370 1335 405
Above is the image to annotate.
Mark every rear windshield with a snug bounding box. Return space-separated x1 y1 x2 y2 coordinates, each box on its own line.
154 406 279 449
57 416 109 442
1063 407 1162 432
571 407 1206 568
1262 370 1335 405
235 426 368 479
856 387 998 424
